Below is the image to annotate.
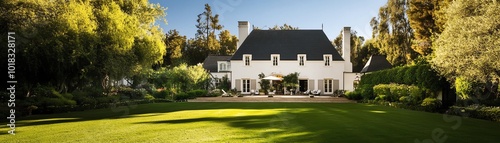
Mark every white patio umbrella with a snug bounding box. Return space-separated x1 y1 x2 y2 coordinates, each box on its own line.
262 75 282 80
262 75 282 95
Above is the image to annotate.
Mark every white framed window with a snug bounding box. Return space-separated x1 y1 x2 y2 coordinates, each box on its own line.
297 54 306 66
324 79 333 93
324 54 332 66
243 54 251 66
219 63 226 71
271 54 280 66
242 79 250 93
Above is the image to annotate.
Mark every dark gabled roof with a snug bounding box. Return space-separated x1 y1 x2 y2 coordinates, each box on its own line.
202 56 232 72
361 55 393 73
231 30 344 61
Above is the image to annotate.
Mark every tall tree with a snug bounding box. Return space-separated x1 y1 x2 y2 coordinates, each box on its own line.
1 0 166 93
269 24 299 30
431 0 500 97
371 0 417 66
218 30 238 55
162 29 187 66
195 3 222 57
407 0 451 56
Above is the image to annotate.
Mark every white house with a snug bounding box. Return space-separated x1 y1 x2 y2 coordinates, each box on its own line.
204 21 358 95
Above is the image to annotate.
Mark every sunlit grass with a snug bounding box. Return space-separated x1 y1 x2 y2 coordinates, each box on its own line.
1 103 499 142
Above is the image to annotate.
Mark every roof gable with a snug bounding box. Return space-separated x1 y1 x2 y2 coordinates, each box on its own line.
202 56 232 72
231 30 343 61
361 55 393 73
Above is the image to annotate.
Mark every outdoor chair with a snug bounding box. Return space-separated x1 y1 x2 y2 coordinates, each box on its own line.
303 90 310 95
254 90 260 95
250 89 255 95
222 89 229 97
268 90 276 95
312 90 321 95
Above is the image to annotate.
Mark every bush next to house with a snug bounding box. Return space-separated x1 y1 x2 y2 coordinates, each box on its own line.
345 91 362 100
117 87 147 100
357 84 375 100
207 89 223 97
174 93 190 102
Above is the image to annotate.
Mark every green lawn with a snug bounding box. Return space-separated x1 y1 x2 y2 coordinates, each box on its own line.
1 103 499 143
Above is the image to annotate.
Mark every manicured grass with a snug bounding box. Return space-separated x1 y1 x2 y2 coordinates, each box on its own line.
1 103 499 142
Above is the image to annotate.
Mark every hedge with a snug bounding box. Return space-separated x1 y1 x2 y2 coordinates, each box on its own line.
447 105 500 122
360 64 445 92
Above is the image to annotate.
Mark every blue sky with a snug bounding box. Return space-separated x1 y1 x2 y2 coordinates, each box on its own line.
150 0 387 40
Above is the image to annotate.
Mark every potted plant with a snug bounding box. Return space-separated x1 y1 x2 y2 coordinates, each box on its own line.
268 87 275 97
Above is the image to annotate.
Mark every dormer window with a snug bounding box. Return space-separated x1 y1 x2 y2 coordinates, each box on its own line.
218 61 230 72
271 54 280 66
244 54 251 66
324 54 332 66
298 54 306 66
219 63 226 71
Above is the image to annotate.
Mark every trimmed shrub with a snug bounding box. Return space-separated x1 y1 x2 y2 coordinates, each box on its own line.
207 89 223 97
373 84 424 103
448 105 500 122
144 94 155 102
421 98 442 112
117 87 147 100
358 84 375 100
408 86 425 103
345 91 362 100
174 93 190 102
186 90 207 98
399 96 411 104
153 90 169 99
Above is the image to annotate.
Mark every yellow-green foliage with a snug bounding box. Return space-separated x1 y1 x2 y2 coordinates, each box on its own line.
455 76 473 100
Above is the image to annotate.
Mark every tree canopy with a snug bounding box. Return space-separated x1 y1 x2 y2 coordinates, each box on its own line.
431 0 500 85
1 0 167 93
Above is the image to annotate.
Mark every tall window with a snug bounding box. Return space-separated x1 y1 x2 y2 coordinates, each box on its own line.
271 54 279 66
324 79 333 93
242 79 250 93
299 55 305 66
244 55 251 66
324 55 331 66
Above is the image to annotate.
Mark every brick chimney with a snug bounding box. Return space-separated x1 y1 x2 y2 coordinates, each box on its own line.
237 21 249 49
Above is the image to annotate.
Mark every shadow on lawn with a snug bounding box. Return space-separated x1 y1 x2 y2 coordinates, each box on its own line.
134 110 325 142
9 102 293 128
8 102 354 142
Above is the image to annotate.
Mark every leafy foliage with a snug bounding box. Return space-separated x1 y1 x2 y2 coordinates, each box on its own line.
1 0 166 95
258 73 271 95
431 0 500 93
448 105 500 122
167 64 210 91
162 30 187 66
283 72 300 92
269 24 299 30
360 64 445 92
332 30 376 72
370 0 417 66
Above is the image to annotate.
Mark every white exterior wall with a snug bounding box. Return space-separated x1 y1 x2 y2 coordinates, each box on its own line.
211 72 231 80
343 73 359 91
230 60 345 94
